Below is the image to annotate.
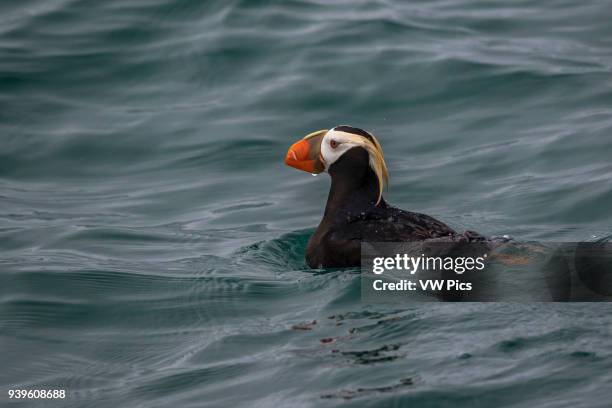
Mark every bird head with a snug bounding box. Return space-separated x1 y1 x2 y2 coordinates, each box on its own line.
284 125 389 204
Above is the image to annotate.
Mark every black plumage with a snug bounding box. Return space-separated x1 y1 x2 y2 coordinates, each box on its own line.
306 146 486 268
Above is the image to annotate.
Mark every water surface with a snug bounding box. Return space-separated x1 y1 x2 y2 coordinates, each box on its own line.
1 0 612 406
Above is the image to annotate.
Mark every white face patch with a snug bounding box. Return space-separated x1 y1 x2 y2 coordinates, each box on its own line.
314 125 389 205
320 129 364 170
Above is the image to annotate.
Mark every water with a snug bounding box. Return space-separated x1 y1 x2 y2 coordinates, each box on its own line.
1 0 612 406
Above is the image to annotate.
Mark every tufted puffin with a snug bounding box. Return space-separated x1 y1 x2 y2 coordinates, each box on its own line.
285 125 490 269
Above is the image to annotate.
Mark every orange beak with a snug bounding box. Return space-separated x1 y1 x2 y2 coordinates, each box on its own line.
284 130 327 174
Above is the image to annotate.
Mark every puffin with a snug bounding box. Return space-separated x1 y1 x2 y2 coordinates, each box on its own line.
284 125 489 269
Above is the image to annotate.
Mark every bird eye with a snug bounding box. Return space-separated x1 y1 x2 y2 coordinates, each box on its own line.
330 139 338 149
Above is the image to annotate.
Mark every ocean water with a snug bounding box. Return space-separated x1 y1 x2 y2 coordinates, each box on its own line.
1 0 612 406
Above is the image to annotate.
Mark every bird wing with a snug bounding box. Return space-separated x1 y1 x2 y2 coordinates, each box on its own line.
333 207 456 242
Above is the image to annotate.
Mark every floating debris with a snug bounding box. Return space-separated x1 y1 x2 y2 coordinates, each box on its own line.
321 378 414 400
291 320 317 331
